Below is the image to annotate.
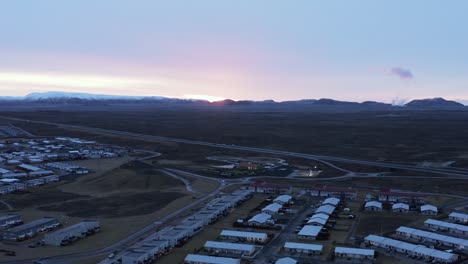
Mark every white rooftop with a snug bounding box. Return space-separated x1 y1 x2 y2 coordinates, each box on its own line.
275 257 297 264
184 254 240 264
335 246 375 256
365 201 382 209
420 204 437 212
364 235 458 261
248 213 272 224
392 203 409 210
425 219 468 232
323 197 340 206
307 217 327 225
284 242 323 251
274 195 292 204
261 203 283 213
204 241 255 252
449 212 468 220
298 225 322 237
220 230 267 240
315 204 336 215
396 226 468 248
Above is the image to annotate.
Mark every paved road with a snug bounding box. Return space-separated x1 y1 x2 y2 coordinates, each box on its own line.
1 116 467 178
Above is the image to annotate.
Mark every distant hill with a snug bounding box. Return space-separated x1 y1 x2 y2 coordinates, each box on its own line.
24 91 164 100
405 97 465 109
0 91 465 111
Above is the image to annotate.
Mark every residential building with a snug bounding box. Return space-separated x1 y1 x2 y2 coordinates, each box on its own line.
284 242 322 255
334 247 374 260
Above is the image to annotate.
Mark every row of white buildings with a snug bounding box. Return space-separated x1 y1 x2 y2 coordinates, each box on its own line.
114 190 253 264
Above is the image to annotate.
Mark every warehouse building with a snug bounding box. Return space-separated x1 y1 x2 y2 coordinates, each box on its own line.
334 246 374 260
449 212 468 224
364 201 382 211
392 203 410 213
284 242 322 255
424 219 468 236
421 205 438 215
204 241 255 255
184 254 240 264
220 230 268 243
3 217 60 241
0 214 22 229
396 226 468 250
297 225 322 240
365 234 458 263
43 220 100 246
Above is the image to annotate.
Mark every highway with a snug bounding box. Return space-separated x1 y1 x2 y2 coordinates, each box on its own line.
1 116 468 178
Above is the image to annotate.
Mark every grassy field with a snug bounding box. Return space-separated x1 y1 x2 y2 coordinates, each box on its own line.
0 157 196 261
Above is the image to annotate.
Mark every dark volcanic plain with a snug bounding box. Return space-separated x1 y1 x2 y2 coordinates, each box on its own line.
2 104 468 166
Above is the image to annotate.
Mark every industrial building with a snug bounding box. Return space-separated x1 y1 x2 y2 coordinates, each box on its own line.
204 241 255 255
424 219 468 236
365 234 458 263
3 217 60 241
449 212 468 224
284 242 322 255
334 247 375 260
220 230 268 243
43 220 100 246
184 254 241 264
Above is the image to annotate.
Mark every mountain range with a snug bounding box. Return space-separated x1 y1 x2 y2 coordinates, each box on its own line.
0 91 465 110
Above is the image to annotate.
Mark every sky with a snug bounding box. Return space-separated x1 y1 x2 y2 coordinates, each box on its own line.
0 0 467 103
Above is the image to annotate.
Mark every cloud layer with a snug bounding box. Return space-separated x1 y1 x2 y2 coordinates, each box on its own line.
391 67 413 79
